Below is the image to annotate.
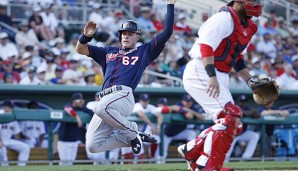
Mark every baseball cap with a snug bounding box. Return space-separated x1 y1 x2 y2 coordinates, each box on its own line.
27 65 36 73
22 52 32 59
71 92 84 101
139 93 149 101
55 66 64 72
251 57 260 64
237 95 248 102
0 32 8 39
292 55 298 62
157 98 168 105
2 100 13 107
182 94 192 102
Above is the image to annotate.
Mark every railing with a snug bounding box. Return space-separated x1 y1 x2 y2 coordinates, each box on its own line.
143 70 183 87
1 109 298 162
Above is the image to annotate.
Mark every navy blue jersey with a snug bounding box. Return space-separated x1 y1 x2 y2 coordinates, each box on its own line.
165 102 203 137
87 5 174 91
58 104 93 142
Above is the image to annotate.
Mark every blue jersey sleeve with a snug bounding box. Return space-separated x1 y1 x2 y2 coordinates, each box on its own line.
147 4 174 63
87 45 108 68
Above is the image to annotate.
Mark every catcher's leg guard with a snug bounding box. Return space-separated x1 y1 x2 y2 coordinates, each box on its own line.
201 102 242 170
177 127 212 161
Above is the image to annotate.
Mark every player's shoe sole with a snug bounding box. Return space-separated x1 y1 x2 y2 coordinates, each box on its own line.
178 144 193 171
138 132 157 143
130 134 142 154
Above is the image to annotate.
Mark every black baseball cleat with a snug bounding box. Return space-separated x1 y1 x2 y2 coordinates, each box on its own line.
130 134 142 154
138 132 157 143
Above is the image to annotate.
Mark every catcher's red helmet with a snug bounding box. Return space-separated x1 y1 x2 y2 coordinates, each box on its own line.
118 20 141 41
227 0 263 17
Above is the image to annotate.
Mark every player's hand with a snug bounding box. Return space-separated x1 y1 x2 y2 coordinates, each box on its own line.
207 76 220 98
83 21 97 37
166 0 176 4
0 140 3 148
76 116 83 128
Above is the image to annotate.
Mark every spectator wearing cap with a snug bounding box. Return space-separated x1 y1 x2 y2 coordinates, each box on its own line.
276 64 298 90
289 19 298 37
88 2 104 29
102 9 125 36
29 5 55 42
276 20 291 40
58 92 94 165
262 55 274 76
39 3 64 39
19 66 40 85
174 14 191 33
0 59 21 83
156 94 205 162
273 57 285 76
2 72 16 84
36 66 47 85
67 33 80 56
15 21 40 50
292 55 298 76
256 33 277 59
84 69 96 86
251 57 267 76
0 100 31 166
62 57 85 85
264 10 277 28
137 6 157 40
121 93 159 161
0 32 18 61
51 37 66 56
225 95 260 162
47 66 67 85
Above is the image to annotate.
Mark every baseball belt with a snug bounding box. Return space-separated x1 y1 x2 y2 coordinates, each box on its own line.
100 85 123 98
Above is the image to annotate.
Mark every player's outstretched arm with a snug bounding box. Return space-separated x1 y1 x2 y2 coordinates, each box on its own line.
155 0 175 46
76 21 97 56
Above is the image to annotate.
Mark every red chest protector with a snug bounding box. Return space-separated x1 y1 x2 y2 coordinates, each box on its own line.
214 6 257 72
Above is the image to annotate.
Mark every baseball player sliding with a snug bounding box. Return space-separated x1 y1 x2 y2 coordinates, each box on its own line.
178 0 263 171
76 0 176 156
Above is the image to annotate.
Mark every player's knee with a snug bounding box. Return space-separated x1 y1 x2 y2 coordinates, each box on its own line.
20 143 30 154
93 103 107 116
218 102 242 119
86 142 101 153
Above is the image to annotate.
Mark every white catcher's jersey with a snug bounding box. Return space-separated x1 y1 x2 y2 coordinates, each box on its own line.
189 11 248 60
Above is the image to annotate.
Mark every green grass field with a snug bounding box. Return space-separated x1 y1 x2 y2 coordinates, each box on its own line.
1 161 298 171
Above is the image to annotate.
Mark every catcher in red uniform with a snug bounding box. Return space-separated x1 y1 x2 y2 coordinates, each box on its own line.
179 0 269 171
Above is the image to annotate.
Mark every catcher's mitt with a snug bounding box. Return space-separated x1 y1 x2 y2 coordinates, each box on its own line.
251 78 280 106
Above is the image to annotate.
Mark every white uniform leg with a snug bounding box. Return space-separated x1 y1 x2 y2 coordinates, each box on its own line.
183 59 234 121
240 130 260 159
87 88 138 153
0 147 8 166
3 139 30 166
57 140 80 165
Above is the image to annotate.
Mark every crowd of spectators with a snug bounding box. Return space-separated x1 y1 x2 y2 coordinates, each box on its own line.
0 0 298 89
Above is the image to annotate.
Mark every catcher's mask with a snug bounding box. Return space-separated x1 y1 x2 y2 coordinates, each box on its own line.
118 20 141 41
227 0 263 17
